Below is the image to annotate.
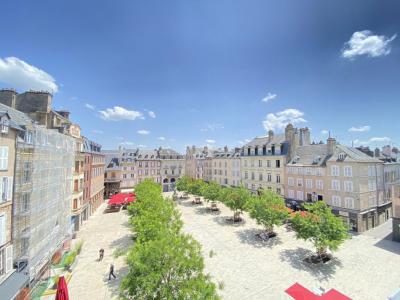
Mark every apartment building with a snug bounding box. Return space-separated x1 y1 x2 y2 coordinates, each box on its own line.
103 150 122 198
159 148 185 192
82 138 105 216
135 149 161 184
241 129 290 196
0 111 21 289
211 147 241 187
0 102 74 291
185 146 211 180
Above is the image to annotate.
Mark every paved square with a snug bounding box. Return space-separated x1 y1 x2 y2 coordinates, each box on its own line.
170 193 400 300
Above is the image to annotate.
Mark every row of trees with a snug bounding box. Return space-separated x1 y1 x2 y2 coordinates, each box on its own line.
176 176 349 260
121 180 220 299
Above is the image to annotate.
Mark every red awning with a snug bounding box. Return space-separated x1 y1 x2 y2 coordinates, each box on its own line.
55 276 69 300
108 193 136 205
285 283 351 300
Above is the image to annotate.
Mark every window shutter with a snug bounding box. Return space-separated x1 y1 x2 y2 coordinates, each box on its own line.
0 214 5 245
5 244 13 273
2 177 8 202
0 177 3 202
7 177 13 201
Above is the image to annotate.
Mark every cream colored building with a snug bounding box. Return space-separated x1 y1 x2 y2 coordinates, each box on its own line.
211 147 241 187
185 146 211 180
241 130 289 196
159 148 185 192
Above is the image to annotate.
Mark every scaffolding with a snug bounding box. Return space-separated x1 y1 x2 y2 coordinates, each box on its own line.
13 124 74 283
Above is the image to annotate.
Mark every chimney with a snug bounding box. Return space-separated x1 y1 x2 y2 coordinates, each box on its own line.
327 137 336 155
204 146 208 153
285 123 294 141
0 89 17 108
268 130 274 142
374 148 381 157
300 127 311 146
224 145 228 153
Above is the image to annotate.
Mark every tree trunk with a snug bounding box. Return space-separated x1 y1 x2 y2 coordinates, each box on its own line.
233 211 241 222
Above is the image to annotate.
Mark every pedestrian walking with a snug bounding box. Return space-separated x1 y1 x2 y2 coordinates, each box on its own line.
99 248 104 261
108 263 116 280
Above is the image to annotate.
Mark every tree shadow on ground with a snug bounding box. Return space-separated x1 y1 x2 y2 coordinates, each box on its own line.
236 228 283 248
279 248 342 281
103 265 129 299
109 233 134 255
194 206 221 216
212 215 246 227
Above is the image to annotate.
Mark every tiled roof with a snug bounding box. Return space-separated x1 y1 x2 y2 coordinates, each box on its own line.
288 144 329 166
0 103 33 126
244 134 286 148
329 145 382 163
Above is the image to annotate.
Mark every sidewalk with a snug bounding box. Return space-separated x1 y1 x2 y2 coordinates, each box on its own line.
46 203 132 300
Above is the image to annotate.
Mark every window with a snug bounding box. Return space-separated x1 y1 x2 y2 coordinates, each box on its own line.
332 195 341 207
259 173 263 181
251 172 255 180
369 195 376 207
21 193 30 212
305 168 312 175
296 191 304 201
21 238 29 255
0 147 8 170
288 190 294 198
316 180 323 190
344 166 353 177
331 180 340 191
316 168 323 176
276 174 281 183
276 188 281 195
344 181 353 192
305 179 313 189
331 165 339 176
297 178 303 187
267 173 272 182
267 160 271 168
23 162 31 184
288 177 294 186
344 197 355 209
258 160 262 167
368 179 376 191
276 160 280 168
244 172 248 180
0 177 12 202
0 248 4 275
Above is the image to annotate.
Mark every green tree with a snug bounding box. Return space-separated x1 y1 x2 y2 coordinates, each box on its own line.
201 181 221 210
247 191 289 237
291 201 349 259
221 186 250 222
176 176 190 192
121 232 219 300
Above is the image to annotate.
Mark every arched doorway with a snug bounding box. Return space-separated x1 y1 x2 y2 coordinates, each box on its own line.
162 178 169 192
170 178 176 191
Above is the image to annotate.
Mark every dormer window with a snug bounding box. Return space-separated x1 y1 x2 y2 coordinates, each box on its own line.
0 118 9 134
247 147 251 156
338 153 346 161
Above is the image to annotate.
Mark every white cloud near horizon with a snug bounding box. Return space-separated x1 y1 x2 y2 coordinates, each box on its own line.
200 123 224 132
85 103 95 110
349 125 371 132
353 136 391 146
137 129 150 135
342 30 396 59
99 106 144 121
0 56 58 93
205 139 216 144
262 108 307 132
321 129 329 135
261 93 277 103
158 136 166 141
148 111 156 118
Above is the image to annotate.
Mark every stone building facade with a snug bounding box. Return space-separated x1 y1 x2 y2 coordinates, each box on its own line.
211 147 241 187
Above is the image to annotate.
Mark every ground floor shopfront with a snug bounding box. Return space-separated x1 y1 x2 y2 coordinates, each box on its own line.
162 177 176 192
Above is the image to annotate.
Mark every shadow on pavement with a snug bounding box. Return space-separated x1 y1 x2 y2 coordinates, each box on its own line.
279 248 342 281
236 228 283 248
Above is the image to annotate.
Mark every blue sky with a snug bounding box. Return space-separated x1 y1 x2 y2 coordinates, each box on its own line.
0 0 399 152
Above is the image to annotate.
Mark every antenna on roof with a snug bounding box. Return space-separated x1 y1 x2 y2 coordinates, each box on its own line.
328 131 331 138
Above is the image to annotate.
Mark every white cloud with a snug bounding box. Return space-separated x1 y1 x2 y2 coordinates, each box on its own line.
321 129 329 135
99 106 144 121
342 30 397 59
261 93 277 103
138 144 146 148
200 123 224 132
205 139 216 144
137 130 150 135
85 103 95 110
92 129 103 134
148 111 156 118
158 136 166 141
353 136 391 145
0 56 58 92
348 125 371 132
119 141 135 146
238 138 251 146
262 108 307 132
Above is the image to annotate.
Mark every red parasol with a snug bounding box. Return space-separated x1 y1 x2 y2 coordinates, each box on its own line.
108 193 136 205
55 276 69 300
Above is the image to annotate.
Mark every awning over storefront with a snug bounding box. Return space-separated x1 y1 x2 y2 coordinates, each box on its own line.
0 271 29 300
108 193 136 205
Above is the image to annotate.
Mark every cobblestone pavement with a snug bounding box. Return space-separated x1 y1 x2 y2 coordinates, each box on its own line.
167 192 400 300
65 204 132 300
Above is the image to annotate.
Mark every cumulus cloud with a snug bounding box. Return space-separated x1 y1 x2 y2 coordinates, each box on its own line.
205 139 216 144
0 56 58 92
348 125 371 132
261 93 277 103
158 136 166 141
342 30 396 59
99 106 144 121
238 139 251 145
148 111 156 118
262 108 306 132
85 103 95 110
321 129 329 135
200 123 224 132
137 129 150 135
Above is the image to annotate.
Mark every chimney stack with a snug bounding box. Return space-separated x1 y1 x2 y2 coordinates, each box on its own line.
327 137 336 155
268 130 274 142
224 145 228 153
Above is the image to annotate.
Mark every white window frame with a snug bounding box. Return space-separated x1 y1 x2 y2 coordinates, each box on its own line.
0 147 8 170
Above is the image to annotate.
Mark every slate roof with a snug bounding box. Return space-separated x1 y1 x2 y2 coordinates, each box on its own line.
287 144 329 166
0 102 33 127
244 134 286 148
329 144 382 163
